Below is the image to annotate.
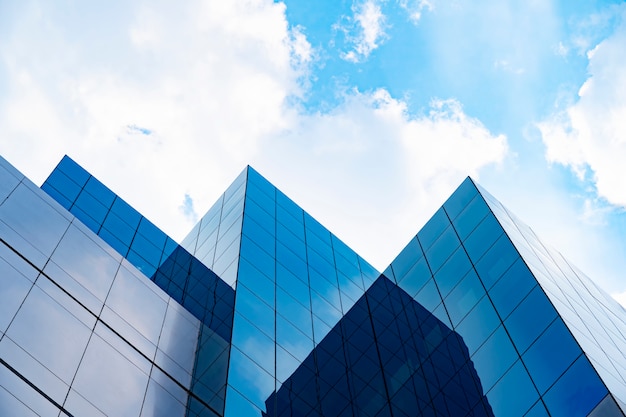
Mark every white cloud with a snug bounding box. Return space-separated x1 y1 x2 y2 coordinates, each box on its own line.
398 0 433 24
0 0 506 271
539 8 626 208
338 0 388 63
255 89 507 268
0 0 309 241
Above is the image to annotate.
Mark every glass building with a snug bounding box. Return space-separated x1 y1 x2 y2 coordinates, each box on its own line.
0 153 625 416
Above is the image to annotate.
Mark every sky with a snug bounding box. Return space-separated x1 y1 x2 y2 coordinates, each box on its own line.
1 0 626 303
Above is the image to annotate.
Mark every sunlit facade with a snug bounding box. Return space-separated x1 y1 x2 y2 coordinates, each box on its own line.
0 154 624 416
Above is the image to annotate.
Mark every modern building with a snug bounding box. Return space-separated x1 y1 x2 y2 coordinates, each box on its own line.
0 153 625 416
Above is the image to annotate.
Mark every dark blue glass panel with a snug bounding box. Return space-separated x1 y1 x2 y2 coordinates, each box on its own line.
98 227 130 256
474 234 519 290
74 191 108 224
102 212 136 246
417 207 450 251
452 193 490 241
276 263 310 307
84 177 115 208
390 238 422 281
489 258 536 320
445 270 485 326
470 325 517 392
455 294 499 354
130 233 163 268
424 226 460 273
443 177 478 220
43 169 82 203
40 183 72 210
486 360 538 417
137 218 166 250
463 215 502 263
396 256 430 297
433 246 472 298
505 286 557 354
523 318 582 394
543 355 607 417
110 197 141 229
56 155 90 186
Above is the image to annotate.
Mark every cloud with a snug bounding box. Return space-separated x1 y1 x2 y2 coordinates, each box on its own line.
398 0 433 24
539 8 626 208
255 89 507 268
338 0 388 63
0 0 310 241
0 0 506 271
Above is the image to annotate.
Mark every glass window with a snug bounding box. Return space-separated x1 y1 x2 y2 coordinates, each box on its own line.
227 346 275 408
474 234 519 290
57 155 89 186
444 270 485 326
0 248 35 334
489 258 536 320
443 177 479 220
486 360 538 417
425 226 460 274
470 325 517 392
49 223 120 304
417 207 450 251
451 193 490 241
455 294 499 354
84 177 115 208
463 214 503 263
231 313 275 374
0 183 71 266
0 362 60 416
433 246 472 298
505 286 557 354
111 197 141 229
543 355 608 417
74 190 108 224
3 283 92 385
235 285 274 338
68 329 150 417
102 211 136 246
137 218 166 250
105 264 168 349
523 318 582 394
156 302 200 386
397 256 430 298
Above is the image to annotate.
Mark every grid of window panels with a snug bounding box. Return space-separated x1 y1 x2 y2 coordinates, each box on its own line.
2 152 626 417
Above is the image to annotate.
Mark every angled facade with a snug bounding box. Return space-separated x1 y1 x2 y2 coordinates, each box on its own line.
0 153 624 416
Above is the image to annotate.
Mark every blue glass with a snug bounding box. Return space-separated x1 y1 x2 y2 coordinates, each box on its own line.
455 294 500 354
444 269 485 326
543 355 608 417
523 318 582 394
470 325 517 392
396 256 430 297
83 176 115 207
433 245 472 298
505 285 558 354
424 225 460 273
51 155 89 186
463 214 503 262
489 258 536 319
74 190 108 224
486 360 538 417
417 207 450 251
474 233 519 289
443 176 478 220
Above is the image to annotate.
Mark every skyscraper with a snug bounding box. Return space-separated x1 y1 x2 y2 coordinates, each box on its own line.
0 153 624 416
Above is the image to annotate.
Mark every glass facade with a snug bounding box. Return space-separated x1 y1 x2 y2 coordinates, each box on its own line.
0 154 624 416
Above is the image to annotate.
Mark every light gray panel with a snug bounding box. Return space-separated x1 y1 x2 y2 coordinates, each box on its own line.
70 326 150 417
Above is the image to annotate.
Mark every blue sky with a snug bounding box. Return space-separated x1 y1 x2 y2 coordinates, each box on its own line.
2 0 626 302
